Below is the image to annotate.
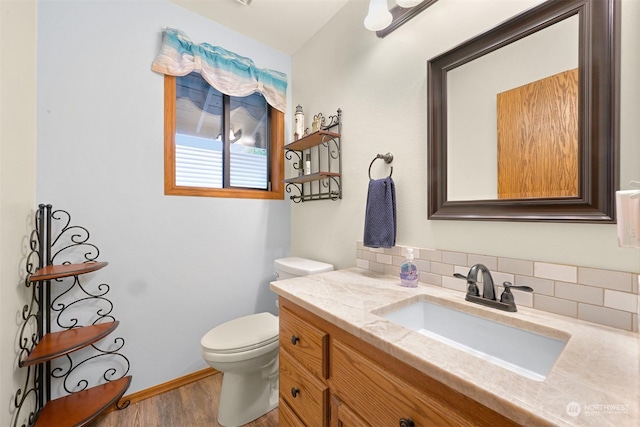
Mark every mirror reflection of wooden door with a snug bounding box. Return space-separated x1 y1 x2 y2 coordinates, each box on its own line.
497 68 578 199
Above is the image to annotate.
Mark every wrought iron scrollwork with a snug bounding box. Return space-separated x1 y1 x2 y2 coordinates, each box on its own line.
284 108 342 202
285 150 303 174
321 109 341 130
13 204 131 427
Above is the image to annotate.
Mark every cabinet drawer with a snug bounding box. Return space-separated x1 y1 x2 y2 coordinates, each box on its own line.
279 398 305 427
280 350 329 427
280 307 329 378
331 339 471 427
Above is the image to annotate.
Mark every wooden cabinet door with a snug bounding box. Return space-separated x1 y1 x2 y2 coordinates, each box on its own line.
332 339 474 426
279 398 305 427
497 68 579 199
330 396 370 427
280 350 329 426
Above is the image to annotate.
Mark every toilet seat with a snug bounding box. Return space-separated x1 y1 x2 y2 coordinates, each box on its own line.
201 312 279 354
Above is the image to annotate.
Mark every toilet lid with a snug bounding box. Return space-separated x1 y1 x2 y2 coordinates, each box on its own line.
201 312 279 354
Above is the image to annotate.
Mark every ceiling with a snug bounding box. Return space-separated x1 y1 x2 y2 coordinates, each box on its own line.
169 0 353 55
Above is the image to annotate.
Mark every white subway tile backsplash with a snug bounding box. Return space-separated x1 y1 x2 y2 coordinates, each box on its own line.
534 295 577 318
504 287 534 307
604 289 638 313
555 282 603 305
363 250 377 261
414 259 430 272
376 253 393 265
384 264 400 277
453 265 469 277
383 246 403 256
419 272 442 286
442 251 467 265
498 258 534 276
369 261 385 273
512 289 534 307
535 262 577 282
419 249 442 262
468 254 497 270
355 258 369 269
578 267 632 292
442 275 467 292
516 275 554 296
355 242 638 331
491 271 514 288
578 304 632 331
430 262 454 277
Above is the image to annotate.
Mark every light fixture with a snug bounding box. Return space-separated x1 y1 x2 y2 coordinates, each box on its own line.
397 0 424 8
364 0 428 33
364 0 393 31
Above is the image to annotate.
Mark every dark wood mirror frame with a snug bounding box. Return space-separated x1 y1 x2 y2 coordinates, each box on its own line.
427 0 620 222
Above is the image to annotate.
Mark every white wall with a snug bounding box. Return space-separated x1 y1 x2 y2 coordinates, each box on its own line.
1 1 37 425
291 0 640 274
36 0 291 394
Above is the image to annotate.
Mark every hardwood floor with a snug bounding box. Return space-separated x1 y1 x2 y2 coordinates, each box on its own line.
88 373 278 427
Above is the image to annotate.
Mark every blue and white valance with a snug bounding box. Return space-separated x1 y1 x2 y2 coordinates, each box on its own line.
152 28 288 113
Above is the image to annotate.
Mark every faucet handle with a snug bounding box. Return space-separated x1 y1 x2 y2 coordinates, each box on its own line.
502 281 533 292
453 273 479 296
500 281 533 305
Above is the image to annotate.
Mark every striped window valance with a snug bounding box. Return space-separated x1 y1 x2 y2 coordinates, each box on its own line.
151 28 287 113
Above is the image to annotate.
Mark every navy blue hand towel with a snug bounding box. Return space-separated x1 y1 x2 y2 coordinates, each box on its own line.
363 177 396 248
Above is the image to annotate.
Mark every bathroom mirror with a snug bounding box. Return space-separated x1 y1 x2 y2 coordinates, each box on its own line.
427 0 619 222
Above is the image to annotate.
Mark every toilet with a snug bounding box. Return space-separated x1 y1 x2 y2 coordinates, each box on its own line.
200 257 333 427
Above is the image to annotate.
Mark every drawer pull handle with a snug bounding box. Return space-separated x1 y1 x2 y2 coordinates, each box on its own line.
291 335 300 345
291 387 300 398
399 418 415 427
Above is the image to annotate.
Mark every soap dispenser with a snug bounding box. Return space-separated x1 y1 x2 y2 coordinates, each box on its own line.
400 248 419 288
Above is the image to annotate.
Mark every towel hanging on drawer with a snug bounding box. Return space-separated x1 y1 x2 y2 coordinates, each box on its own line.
363 177 396 248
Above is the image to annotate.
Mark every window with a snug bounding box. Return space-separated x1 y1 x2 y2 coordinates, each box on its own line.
164 73 284 199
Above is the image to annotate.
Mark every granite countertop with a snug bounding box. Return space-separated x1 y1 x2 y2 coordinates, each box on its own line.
270 268 640 427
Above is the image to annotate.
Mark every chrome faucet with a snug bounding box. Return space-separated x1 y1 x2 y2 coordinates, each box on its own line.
454 264 533 312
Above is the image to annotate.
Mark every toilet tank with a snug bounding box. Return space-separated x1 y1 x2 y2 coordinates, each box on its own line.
274 257 334 280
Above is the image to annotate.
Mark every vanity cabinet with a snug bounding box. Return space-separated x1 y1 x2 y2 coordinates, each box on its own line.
283 109 342 202
278 298 518 427
279 306 330 426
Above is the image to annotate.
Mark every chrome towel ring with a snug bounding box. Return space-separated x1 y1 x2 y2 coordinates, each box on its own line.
368 152 394 180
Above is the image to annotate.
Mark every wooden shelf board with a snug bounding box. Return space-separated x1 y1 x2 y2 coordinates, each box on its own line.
30 261 108 282
284 130 340 151
284 172 341 184
34 376 132 427
22 321 120 367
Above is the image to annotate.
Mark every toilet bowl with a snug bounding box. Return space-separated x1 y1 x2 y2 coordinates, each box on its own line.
201 257 333 427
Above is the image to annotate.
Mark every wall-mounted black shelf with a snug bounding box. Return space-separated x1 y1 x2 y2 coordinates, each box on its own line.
284 109 342 202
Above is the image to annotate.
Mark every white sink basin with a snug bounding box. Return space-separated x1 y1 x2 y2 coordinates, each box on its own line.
378 300 567 381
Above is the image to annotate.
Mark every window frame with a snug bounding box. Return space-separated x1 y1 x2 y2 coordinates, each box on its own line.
163 75 285 199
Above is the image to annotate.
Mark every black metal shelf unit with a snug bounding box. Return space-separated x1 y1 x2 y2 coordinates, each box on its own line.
13 204 131 427
284 108 342 202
